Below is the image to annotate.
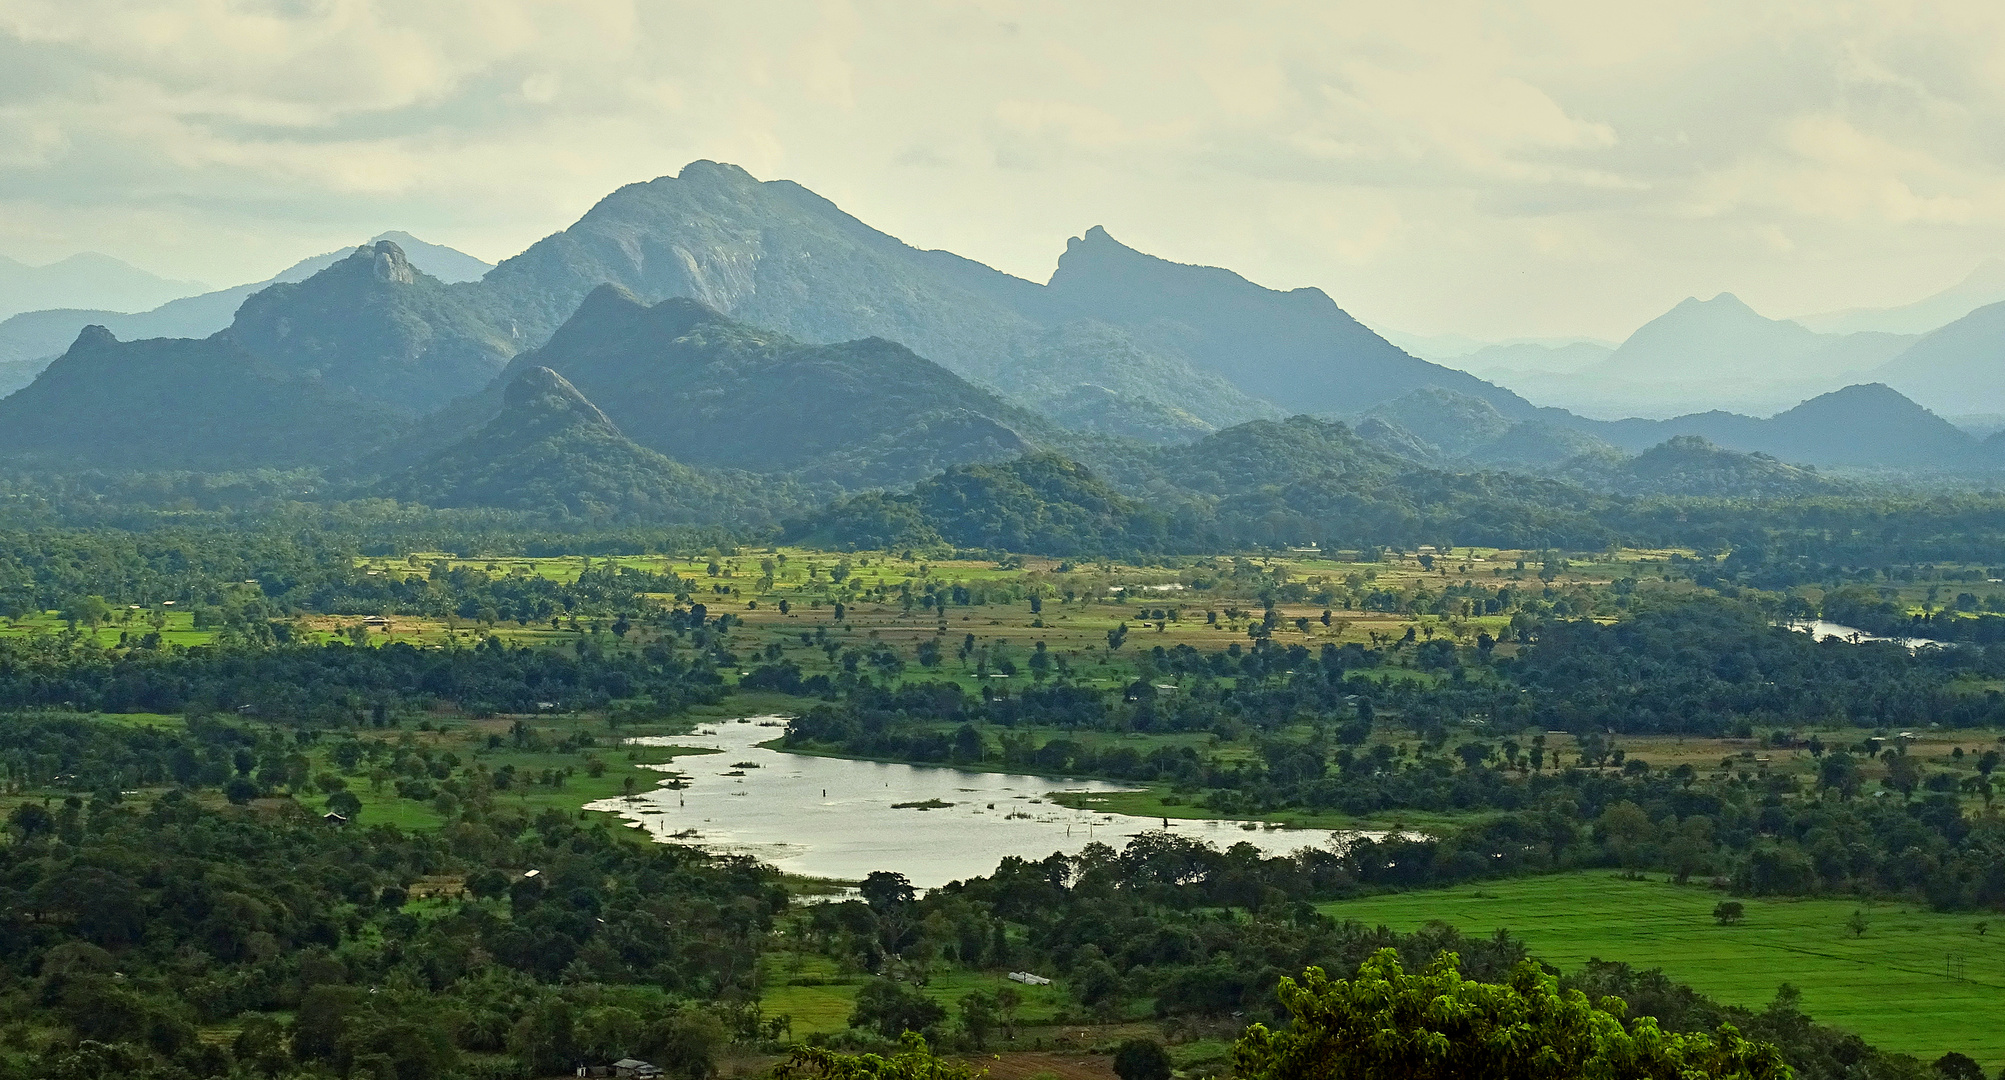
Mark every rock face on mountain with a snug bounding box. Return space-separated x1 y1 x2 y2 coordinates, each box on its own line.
462 287 1039 487
475 160 1533 427
229 241 516 416
0 326 403 470
379 366 794 520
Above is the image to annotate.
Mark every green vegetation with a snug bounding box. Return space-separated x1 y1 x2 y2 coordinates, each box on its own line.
1233 949 1788 1080
379 365 811 524
1319 872 2005 1068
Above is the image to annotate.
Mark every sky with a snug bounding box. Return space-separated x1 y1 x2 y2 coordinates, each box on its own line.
4 0 2005 340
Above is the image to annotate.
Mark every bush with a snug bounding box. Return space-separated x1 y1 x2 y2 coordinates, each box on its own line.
1113 1039 1172 1080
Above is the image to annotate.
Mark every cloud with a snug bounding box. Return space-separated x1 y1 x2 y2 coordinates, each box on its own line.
5 0 2005 336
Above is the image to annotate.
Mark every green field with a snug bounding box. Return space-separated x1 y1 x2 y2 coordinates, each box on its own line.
1320 872 2005 1067
760 953 1071 1036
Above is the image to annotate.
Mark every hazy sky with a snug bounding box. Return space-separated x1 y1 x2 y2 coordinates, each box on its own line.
4 0 2005 339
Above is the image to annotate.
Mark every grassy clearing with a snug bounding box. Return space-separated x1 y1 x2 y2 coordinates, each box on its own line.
760 953 1072 1036
1318 871 2005 1067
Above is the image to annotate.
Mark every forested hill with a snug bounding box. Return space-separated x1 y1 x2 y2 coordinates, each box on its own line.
228 240 517 417
790 420 1615 555
423 286 1044 488
377 366 816 524
0 328 407 471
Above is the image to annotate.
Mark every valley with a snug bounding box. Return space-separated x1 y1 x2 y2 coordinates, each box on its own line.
2 156 2005 1080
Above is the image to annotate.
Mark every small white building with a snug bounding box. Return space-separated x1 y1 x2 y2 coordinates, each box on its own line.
1007 971 1052 986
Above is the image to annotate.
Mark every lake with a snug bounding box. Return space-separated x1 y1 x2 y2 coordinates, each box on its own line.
1786 619 1947 650
584 716 1364 887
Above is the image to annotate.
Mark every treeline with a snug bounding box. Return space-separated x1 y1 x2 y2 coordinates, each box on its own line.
0 523 707 620
782 597 2004 747
781 597 2005 912
0 633 724 721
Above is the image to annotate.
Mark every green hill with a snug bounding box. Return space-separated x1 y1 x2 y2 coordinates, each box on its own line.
1556 435 1853 498
378 366 804 521
0 326 405 470
454 286 1042 487
1360 387 1621 469
794 413 1617 557
230 240 517 416
1147 415 1410 493
785 453 1167 554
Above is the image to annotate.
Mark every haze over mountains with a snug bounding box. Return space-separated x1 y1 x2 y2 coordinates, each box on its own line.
1402 264 2005 429
0 232 494 395
3 157 2004 532
0 252 208 322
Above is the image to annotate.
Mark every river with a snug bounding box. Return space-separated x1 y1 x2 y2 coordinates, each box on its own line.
583 716 1369 887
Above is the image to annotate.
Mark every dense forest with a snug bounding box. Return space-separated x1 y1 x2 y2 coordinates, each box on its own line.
0 709 1923 1080
2 475 2004 1078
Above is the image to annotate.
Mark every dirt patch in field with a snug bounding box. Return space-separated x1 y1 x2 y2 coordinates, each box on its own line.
959 1051 1117 1080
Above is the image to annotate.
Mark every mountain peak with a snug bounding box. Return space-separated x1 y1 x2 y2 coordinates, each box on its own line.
1069 225 1120 251
676 160 760 187
71 324 117 351
361 239 417 285
500 365 616 431
1665 292 1761 319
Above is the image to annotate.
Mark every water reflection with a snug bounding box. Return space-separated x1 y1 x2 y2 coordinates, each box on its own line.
584 716 1367 887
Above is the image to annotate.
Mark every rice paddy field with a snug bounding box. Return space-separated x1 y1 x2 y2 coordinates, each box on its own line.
1319 872 2005 1068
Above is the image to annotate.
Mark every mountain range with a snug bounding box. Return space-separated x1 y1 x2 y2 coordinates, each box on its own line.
1796 258 2005 335
4 157 2004 535
0 252 208 322
1409 263 2005 425
0 232 493 394
470 161 1541 434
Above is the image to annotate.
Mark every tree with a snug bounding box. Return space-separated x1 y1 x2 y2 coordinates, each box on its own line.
849 979 946 1038
325 790 362 819
993 986 1022 1041
224 776 259 805
8 802 53 840
1113 1039 1173 1080
1712 902 1745 926
63 595 111 632
956 991 998 1050
777 1033 974 1080
1232 952 1788 1080
1846 909 1870 938
1932 1052 1985 1080
649 1008 727 1080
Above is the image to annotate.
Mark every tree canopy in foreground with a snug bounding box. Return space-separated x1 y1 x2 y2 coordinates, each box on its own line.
1232 950 1792 1080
